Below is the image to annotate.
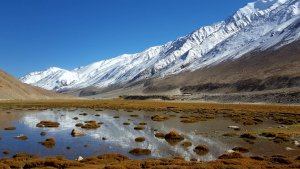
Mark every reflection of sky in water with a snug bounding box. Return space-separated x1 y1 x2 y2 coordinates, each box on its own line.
1 109 299 161
14 109 229 161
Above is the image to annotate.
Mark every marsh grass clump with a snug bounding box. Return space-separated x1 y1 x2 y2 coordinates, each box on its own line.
232 147 250 153
39 138 56 148
218 152 244 159
260 132 276 138
181 141 192 148
165 131 184 140
134 137 145 142
273 133 291 143
240 133 256 140
165 130 184 145
81 121 101 129
75 123 84 127
222 132 237 137
194 144 209 156
130 114 139 118
155 133 165 139
15 135 28 141
4 127 16 130
22 157 83 168
272 115 298 125
180 115 204 123
250 156 265 161
36 121 60 128
269 155 292 164
129 148 151 156
151 115 168 121
134 125 145 130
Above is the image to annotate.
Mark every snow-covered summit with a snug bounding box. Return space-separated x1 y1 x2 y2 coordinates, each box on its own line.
21 0 300 91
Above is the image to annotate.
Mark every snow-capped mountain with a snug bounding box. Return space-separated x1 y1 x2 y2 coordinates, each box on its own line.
21 0 300 91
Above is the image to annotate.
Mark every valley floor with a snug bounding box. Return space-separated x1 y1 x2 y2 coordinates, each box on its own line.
0 99 299 169
1 99 299 114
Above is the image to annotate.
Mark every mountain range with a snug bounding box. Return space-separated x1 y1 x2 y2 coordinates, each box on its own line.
20 0 300 102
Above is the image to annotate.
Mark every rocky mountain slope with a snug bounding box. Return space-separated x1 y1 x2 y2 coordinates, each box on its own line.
21 0 300 97
0 70 72 100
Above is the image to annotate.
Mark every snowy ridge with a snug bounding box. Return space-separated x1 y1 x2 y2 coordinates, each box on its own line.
21 0 300 91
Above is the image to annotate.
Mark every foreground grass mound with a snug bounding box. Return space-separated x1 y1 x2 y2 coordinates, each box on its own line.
0 153 300 169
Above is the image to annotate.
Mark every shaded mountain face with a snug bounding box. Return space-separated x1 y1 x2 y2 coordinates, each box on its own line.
144 39 300 93
21 0 300 93
0 70 72 100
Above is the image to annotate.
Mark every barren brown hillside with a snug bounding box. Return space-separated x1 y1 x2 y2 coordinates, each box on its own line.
0 70 73 100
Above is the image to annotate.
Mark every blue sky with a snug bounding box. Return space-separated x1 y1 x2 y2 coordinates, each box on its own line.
0 0 253 77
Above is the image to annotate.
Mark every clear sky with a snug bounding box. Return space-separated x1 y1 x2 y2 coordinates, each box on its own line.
0 0 254 77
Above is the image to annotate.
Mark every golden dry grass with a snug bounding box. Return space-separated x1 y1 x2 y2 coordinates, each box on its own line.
1 153 300 169
0 99 299 114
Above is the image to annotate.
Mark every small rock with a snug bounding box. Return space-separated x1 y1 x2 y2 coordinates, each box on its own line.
71 129 85 137
40 131 46 136
2 151 10 155
76 156 84 161
228 126 240 130
285 147 293 151
292 140 299 146
278 125 288 129
226 150 235 153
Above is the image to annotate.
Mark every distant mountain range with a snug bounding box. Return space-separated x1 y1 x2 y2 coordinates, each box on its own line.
20 0 300 102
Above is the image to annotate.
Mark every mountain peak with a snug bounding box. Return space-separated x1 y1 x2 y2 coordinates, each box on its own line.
251 0 289 10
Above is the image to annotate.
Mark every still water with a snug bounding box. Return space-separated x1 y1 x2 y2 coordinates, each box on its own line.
0 109 299 161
